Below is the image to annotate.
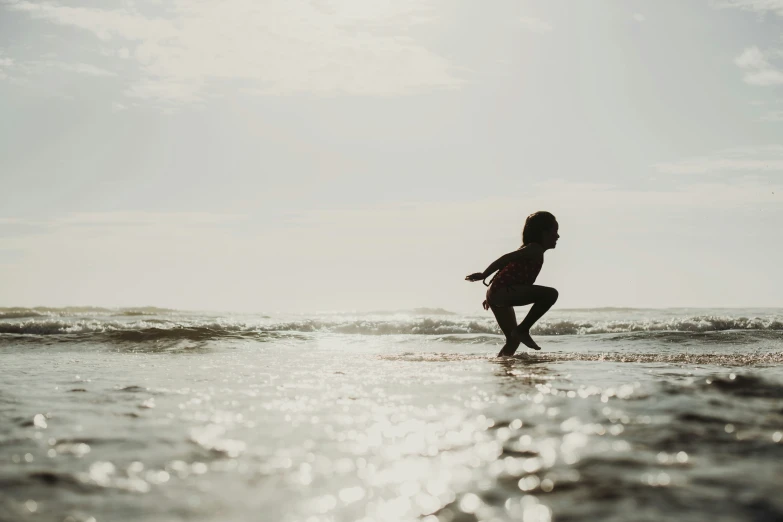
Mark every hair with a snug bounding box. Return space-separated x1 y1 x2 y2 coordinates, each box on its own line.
522 211 557 245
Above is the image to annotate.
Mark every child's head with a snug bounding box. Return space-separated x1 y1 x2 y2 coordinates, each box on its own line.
522 211 559 249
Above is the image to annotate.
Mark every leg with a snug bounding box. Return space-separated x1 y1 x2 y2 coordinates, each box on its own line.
489 305 518 357
489 285 559 353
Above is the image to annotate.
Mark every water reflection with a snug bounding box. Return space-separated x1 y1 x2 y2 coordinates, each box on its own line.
492 356 553 389
5 339 783 522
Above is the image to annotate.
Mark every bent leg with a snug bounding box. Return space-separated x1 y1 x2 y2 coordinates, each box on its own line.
517 286 558 331
489 305 519 357
489 285 559 354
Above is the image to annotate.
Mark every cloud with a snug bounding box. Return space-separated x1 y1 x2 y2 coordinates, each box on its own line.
519 16 553 33
742 69 783 85
283 180 781 243
5 0 463 102
632 13 646 22
124 78 203 103
0 56 116 83
716 0 783 16
59 62 116 76
734 47 783 86
535 179 780 209
0 212 244 236
655 145 783 174
761 110 783 120
53 211 244 226
4 182 769 263
0 51 13 79
721 6 783 85
736 47 769 69
1 185 779 311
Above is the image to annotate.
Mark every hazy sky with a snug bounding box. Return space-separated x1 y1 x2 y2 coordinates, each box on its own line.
1 0 782 313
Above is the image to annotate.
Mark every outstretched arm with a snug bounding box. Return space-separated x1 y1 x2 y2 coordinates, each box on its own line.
465 244 543 283
465 253 513 282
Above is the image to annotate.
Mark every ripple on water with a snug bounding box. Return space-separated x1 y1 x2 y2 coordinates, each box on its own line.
380 351 783 366
2 326 782 522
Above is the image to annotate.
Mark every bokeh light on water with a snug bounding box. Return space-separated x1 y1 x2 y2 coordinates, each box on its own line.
2 308 783 521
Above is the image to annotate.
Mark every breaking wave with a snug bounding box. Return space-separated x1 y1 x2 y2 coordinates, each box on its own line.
531 317 783 335
0 306 182 320
1 314 782 344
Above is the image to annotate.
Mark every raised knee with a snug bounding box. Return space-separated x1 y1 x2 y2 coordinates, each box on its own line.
548 288 559 303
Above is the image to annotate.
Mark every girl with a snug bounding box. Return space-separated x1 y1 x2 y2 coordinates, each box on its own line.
465 211 559 357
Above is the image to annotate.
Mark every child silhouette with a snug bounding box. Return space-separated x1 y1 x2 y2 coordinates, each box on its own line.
465 211 560 356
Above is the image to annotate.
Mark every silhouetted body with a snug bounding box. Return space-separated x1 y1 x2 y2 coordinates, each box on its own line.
465 211 560 356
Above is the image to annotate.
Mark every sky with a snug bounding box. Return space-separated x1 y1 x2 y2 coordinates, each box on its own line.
1 0 782 313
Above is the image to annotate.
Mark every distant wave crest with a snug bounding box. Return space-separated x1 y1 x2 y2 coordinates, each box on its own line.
0 306 180 320
1 315 782 343
532 316 783 336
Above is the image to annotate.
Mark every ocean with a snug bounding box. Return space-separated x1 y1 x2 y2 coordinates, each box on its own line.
1 306 782 522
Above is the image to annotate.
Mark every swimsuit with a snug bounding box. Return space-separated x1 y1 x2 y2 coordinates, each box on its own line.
483 256 543 308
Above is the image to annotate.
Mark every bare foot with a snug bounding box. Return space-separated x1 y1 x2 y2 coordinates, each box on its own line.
512 328 541 351
497 337 521 357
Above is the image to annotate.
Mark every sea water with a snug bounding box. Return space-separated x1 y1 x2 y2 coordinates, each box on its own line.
1 307 782 522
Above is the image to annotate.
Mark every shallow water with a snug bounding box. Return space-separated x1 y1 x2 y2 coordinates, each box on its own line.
1 307 782 522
